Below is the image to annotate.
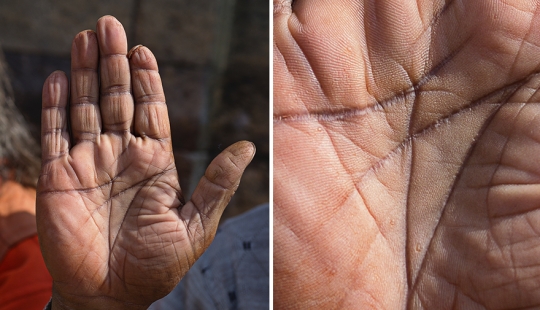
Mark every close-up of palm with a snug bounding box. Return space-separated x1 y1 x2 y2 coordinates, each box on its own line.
274 0 540 309
36 16 254 310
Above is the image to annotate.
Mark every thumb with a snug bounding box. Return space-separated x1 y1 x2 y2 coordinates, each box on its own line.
179 140 256 249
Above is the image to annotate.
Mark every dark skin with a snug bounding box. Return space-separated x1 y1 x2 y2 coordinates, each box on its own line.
37 16 255 309
274 0 540 308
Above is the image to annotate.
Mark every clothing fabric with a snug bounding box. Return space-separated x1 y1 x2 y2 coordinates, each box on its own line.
150 203 270 310
0 236 52 310
43 300 52 310
0 181 52 310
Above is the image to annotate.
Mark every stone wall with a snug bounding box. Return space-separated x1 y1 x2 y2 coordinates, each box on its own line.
0 0 269 220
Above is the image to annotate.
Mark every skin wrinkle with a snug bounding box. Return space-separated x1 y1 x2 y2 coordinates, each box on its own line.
73 133 101 143
279 215 369 308
109 195 171 290
273 42 297 89
99 53 129 59
73 96 97 106
190 177 226 215
400 21 473 273
113 180 156 256
186 213 209 256
100 79 130 92
276 125 358 219
490 203 538 220
483 32 529 75
131 68 160 76
350 235 390 308
470 104 525 300
363 0 405 104
309 23 370 109
409 77 540 309
320 125 400 247
355 184 386 241
72 67 98 73
487 222 509 268
274 0 292 16
361 32 377 106
274 45 320 120
506 8 536 78
197 178 230 204
525 216 540 241
284 31 330 113
282 185 375 306
43 128 64 135
454 286 484 309
71 245 103 284
274 3 494 133
362 1 380 101
273 38 465 123
100 91 132 97
274 0 456 120
183 214 204 264
277 73 540 222
509 241 520 302
319 125 387 242
327 118 400 167
485 102 526 220
407 79 530 305
449 283 482 309
285 5 351 109
134 99 165 106
38 166 177 196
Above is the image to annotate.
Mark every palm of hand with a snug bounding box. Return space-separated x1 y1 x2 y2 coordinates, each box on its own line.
274 1 540 308
37 16 255 309
39 135 185 304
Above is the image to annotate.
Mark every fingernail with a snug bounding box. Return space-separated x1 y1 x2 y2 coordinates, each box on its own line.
75 31 90 58
128 44 143 59
48 72 63 104
249 142 256 159
97 16 121 52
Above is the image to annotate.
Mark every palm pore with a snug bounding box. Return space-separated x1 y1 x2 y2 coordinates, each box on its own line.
274 0 540 308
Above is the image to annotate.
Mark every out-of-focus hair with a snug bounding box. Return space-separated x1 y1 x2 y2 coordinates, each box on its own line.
0 50 41 187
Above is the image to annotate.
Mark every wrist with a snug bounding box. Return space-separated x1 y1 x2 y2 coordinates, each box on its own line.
51 287 148 310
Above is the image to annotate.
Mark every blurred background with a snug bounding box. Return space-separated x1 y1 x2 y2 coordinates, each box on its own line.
0 0 269 220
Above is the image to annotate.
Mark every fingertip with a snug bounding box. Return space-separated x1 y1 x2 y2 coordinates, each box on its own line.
97 15 120 27
43 71 68 108
96 15 127 54
72 30 97 52
41 71 70 160
248 141 257 158
73 29 96 43
204 141 256 189
47 70 68 86
72 30 98 69
46 70 67 82
187 141 255 227
128 44 143 58
227 140 257 161
129 45 158 70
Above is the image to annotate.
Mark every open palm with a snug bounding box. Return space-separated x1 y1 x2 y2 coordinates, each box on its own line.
274 0 540 308
37 16 255 310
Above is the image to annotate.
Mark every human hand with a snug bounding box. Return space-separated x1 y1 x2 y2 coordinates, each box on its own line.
274 0 540 308
37 16 255 310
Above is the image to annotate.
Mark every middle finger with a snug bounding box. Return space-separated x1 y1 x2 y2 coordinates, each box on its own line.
96 15 134 133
